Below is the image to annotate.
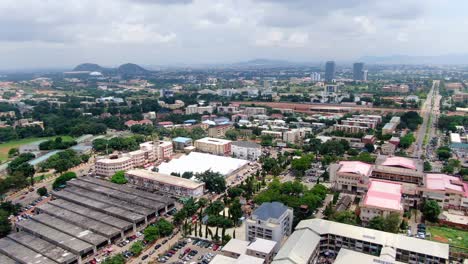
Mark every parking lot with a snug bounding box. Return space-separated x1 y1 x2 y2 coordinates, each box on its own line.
156 237 221 264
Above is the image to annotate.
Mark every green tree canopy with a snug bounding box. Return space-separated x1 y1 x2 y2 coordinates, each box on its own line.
422 200 441 222
110 171 127 184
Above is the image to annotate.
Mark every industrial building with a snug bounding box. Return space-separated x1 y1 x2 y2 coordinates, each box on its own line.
0 177 175 264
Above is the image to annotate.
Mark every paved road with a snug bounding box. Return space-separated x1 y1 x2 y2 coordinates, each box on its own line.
412 80 439 159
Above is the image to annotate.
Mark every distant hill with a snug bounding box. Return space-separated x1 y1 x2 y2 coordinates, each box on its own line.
73 63 104 72
233 59 295 67
117 63 148 75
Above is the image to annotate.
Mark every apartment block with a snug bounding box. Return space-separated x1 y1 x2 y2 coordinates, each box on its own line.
194 137 232 155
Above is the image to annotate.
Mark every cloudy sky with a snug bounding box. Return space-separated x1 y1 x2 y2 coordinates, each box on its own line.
1 0 467 69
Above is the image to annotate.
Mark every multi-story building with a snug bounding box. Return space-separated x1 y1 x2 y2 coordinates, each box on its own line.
261 130 283 139
341 118 378 129
422 173 468 211
452 92 468 103
208 124 233 138
360 180 404 224
352 114 382 123
125 169 205 197
221 238 277 263
382 84 409 93
282 128 310 144
186 105 214 115
324 61 336 83
231 141 261 160
353 62 365 81
381 142 396 155
15 119 44 129
333 124 368 134
194 137 232 155
382 116 401 135
272 219 449 264
244 107 267 116
158 141 173 160
329 161 373 193
372 155 424 185
246 202 293 251
95 156 134 177
217 105 239 114
172 137 193 151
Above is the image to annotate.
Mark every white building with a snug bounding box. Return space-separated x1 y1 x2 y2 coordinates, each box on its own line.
231 141 262 160
272 219 449 264
246 202 293 252
194 137 232 155
221 238 276 264
186 105 214 115
125 169 205 197
95 156 134 177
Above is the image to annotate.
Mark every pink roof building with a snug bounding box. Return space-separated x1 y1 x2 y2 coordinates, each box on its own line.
425 174 468 197
381 156 417 170
362 180 403 211
338 161 373 177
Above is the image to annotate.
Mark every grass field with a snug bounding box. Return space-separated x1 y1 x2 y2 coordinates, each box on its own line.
0 136 74 162
428 226 468 250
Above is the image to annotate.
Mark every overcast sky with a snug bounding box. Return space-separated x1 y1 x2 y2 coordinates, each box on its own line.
1 0 467 69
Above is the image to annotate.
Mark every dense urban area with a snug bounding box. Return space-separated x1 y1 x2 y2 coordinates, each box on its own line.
0 61 466 264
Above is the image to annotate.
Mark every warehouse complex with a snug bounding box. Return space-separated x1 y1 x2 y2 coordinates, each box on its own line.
0 177 175 264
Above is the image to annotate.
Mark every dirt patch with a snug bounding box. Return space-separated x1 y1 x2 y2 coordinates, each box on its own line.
433 235 449 243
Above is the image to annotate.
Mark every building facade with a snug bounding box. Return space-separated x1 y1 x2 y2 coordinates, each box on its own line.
231 141 262 160
194 137 232 155
246 202 293 251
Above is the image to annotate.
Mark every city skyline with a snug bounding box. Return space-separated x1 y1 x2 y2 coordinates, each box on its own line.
2 0 468 69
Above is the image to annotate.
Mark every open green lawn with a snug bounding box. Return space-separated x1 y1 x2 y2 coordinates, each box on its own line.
0 136 74 162
428 226 468 250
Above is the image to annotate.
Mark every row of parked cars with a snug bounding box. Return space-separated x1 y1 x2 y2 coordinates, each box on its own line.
158 239 188 263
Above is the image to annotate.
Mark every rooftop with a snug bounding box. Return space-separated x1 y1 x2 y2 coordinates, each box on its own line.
295 219 449 260
96 156 132 164
48 198 132 230
195 137 232 145
425 174 468 197
222 238 249 255
157 152 248 176
126 169 204 189
253 202 289 221
16 219 94 254
247 238 277 254
0 238 57 264
381 156 417 170
173 137 192 143
7 232 77 264
338 161 373 177
231 141 261 149
272 228 321 264
363 180 403 211
334 248 405 264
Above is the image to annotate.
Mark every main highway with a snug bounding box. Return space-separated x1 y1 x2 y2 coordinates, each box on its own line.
412 80 440 159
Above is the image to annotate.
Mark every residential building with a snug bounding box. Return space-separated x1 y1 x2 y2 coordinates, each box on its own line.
282 128 310 144
352 114 382 123
360 180 404 224
382 84 409 93
208 124 233 138
217 105 239 114
353 62 365 81
362 135 376 145
172 137 193 151
272 219 449 264
310 72 321 82
124 119 152 127
452 92 468 103
261 130 283 139
15 119 44 129
244 107 267 116
125 169 205 197
186 105 214 115
382 116 400 135
0 111 15 118
158 141 173 160
333 124 368 134
324 61 336 83
341 118 378 129
381 143 396 155
422 173 468 211
246 202 293 251
194 137 232 155
231 141 261 160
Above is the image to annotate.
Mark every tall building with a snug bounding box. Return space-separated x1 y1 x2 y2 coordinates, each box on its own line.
353 62 365 81
246 202 293 251
324 61 336 83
